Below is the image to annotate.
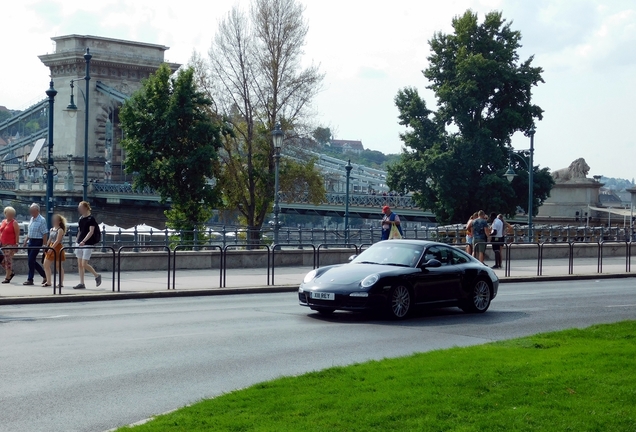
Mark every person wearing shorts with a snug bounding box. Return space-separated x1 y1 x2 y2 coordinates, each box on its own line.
74 201 102 289
471 210 492 264
465 212 478 256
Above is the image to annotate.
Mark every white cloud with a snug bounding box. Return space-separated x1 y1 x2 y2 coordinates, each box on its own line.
1 0 634 178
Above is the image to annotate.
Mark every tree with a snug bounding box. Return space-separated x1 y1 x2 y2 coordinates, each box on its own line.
24 120 40 135
119 64 223 231
388 10 553 223
0 109 12 123
201 0 324 242
312 127 332 146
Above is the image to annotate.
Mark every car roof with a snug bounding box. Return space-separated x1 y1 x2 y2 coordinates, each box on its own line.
378 239 440 247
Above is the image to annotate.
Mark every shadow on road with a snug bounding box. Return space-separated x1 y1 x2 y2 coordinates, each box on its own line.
305 307 527 327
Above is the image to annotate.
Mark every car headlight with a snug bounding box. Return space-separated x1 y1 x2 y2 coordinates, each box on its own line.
303 270 318 284
360 274 380 288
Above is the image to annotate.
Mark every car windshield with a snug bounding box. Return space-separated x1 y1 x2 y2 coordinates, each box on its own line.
352 243 424 268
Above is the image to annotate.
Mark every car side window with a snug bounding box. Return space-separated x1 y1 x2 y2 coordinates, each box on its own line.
424 246 451 266
450 248 469 265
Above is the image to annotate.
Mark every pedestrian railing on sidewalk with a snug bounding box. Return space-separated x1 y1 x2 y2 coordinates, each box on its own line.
271 244 317 286
10 240 635 297
60 246 117 293
117 246 170 291
172 245 223 289
2 246 60 294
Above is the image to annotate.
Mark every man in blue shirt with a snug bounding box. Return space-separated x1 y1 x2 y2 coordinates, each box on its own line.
22 203 48 285
471 210 492 264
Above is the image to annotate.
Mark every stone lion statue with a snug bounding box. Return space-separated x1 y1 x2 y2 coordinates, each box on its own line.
551 158 591 183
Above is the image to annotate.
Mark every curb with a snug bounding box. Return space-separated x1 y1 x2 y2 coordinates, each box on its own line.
0 285 299 306
499 273 636 283
1 273 635 306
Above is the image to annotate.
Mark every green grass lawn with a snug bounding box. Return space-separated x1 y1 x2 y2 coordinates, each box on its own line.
118 321 636 431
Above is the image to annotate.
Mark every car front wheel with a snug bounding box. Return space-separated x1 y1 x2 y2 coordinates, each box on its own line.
387 285 411 319
463 279 492 313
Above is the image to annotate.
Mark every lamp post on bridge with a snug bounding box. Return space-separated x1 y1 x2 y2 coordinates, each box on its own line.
505 127 536 242
66 48 92 202
272 122 284 245
45 80 57 229
344 160 352 244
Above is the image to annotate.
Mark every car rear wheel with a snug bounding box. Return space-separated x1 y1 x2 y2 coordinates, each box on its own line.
462 279 492 313
310 307 335 315
387 285 411 319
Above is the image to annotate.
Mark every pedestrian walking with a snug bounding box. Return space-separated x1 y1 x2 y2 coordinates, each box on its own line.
490 212 504 269
0 206 20 283
43 214 67 288
74 201 102 289
471 210 492 264
465 212 478 256
381 205 402 240
22 203 48 285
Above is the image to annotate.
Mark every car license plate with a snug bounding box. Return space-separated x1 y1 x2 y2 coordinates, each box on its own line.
311 292 335 300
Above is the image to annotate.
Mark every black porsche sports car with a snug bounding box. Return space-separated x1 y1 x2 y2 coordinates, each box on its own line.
299 240 499 319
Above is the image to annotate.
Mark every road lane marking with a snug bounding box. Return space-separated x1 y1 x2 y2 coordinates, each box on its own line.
605 304 636 308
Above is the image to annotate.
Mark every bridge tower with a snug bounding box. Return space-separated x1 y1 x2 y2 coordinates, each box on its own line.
38 35 180 187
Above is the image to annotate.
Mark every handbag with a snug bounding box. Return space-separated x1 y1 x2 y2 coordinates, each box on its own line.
388 224 402 240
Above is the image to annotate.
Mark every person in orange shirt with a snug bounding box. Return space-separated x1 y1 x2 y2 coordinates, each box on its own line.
0 206 20 283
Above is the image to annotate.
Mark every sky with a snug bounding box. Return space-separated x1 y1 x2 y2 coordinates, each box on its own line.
2 0 635 180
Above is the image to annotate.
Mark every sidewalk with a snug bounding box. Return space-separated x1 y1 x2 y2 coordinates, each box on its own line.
0 258 634 304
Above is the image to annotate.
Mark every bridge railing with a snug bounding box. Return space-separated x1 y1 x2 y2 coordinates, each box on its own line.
278 191 416 208
54 224 635 250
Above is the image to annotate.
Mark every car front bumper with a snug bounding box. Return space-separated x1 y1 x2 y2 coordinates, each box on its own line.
298 290 383 311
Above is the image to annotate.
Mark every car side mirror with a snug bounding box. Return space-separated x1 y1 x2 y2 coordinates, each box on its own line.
420 259 442 269
348 254 357 262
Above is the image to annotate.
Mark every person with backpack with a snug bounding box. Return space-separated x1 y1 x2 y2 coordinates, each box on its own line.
74 201 101 289
380 205 403 240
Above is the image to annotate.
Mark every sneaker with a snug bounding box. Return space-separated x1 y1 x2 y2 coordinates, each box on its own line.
23 280 34 286
95 274 102 287
73 283 86 289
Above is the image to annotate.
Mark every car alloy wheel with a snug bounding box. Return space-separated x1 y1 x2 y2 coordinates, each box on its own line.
389 285 411 319
471 280 491 313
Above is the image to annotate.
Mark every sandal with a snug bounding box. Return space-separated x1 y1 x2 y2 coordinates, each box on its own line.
1 279 10 284
42 283 52 287
7 272 15 282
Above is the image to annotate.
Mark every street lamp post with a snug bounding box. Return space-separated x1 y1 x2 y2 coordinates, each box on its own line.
344 160 352 244
66 48 91 201
272 122 284 245
82 48 92 202
45 80 57 229
505 127 536 242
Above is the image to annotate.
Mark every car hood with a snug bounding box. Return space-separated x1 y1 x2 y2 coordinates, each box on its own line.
310 263 413 286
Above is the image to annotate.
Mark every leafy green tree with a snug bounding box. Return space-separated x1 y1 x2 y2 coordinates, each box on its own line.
278 157 326 203
388 10 553 223
0 109 12 123
119 64 223 231
24 120 40 135
312 127 332 146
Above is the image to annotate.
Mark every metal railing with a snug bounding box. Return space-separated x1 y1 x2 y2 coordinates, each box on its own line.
66 224 634 250
62 245 116 292
5 240 635 298
2 246 59 294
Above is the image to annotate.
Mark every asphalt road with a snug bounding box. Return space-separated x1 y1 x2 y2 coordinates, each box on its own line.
1 279 635 432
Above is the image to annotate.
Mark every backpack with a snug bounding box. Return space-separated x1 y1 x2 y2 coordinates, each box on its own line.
94 223 101 244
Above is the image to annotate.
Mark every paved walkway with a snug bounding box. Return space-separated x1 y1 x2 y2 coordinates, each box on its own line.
0 258 633 302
